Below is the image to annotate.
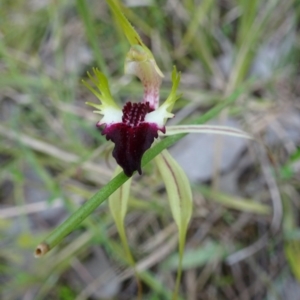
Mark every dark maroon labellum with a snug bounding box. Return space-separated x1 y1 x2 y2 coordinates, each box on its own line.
101 102 162 177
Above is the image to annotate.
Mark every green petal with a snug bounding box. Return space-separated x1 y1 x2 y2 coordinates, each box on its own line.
83 69 122 124
159 66 182 114
83 68 119 110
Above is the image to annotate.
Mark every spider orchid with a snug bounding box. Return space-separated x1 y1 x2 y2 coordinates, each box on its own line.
84 58 179 177
84 59 193 300
84 8 250 178
84 63 249 177
84 0 251 297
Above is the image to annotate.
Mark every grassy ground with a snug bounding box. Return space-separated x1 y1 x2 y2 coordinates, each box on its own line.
1 0 300 299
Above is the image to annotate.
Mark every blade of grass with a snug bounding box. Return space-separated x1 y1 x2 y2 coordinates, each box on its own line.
76 0 108 74
236 0 259 48
198 185 271 215
226 0 280 93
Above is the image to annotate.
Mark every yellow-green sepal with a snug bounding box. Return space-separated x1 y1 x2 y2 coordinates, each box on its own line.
106 0 164 78
83 68 119 110
160 66 182 112
106 0 144 46
83 68 122 124
146 66 181 127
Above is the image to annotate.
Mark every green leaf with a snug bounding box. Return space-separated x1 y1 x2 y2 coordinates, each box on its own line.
164 124 252 139
285 239 300 282
155 150 192 232
155 150 192 299
164 241 228 271
109 166 134 265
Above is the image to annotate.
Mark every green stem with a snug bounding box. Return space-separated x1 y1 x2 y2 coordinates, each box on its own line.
35 85 248 257
118 224 144 298
118 223 135 265
172 229 186 300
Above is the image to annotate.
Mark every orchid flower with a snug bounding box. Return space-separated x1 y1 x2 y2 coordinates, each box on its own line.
84 61 180 177
83 0 251 297
84 6 250 178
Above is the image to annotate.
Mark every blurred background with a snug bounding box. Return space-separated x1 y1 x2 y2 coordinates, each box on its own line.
1 0 300 299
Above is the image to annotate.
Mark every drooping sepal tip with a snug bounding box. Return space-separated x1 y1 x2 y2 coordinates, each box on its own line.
106 0 164 79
